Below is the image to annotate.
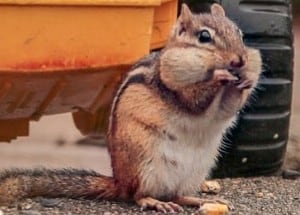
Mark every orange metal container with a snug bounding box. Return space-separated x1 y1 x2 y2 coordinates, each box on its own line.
0 0 178 141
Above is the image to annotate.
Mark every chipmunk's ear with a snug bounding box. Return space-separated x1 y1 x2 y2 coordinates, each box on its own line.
211 3 225 17
179 3 193 22
176 4 193 36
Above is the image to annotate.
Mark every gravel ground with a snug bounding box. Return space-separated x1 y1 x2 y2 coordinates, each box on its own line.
1 177 299 215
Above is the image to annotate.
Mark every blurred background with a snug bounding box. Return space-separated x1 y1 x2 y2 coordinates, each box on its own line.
0 0 299 177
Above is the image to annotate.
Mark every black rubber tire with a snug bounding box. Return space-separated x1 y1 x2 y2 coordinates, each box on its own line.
181 0 294 177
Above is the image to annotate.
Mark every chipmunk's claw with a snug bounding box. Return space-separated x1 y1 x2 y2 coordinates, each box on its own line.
214 69 239 83
234 79 253 89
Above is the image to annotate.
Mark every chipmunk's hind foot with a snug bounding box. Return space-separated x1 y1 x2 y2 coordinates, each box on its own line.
136 197 183 213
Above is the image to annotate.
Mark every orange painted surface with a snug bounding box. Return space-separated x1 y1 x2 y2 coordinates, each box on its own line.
0 6 153 70
9 55 131 71
0 0 162 6
150 0 178 49
0 0 178 141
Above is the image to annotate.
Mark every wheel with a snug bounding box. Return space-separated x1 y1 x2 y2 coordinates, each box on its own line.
181 0 294 177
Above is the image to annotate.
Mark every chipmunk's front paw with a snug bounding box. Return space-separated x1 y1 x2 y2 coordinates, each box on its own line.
136 197 183 213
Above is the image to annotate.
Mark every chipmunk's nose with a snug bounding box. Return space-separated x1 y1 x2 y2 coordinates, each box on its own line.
230 55 245 69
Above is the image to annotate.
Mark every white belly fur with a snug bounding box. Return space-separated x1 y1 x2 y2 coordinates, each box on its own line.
140 113 235 199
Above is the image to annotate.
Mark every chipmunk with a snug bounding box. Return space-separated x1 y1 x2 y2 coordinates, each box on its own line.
0 3 261 213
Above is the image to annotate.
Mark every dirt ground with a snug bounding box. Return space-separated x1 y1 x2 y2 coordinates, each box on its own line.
1 177 299 215
0 9 299 215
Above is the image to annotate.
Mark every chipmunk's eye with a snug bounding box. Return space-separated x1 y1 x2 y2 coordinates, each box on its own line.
197 30 212 43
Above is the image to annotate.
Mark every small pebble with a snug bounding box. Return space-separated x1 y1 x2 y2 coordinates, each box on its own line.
39 198 61 207
24 204 32 210
256 192 264 198
201 180 221 194
199 203 229 215
19 210 41 215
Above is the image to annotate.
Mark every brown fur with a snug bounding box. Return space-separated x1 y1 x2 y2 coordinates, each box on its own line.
0 168 117 204
0 3 261 212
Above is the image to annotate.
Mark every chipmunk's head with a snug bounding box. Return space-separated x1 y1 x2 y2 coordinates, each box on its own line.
158 3 261 116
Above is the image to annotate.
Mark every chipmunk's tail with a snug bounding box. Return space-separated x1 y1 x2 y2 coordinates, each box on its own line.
0 168 118 205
